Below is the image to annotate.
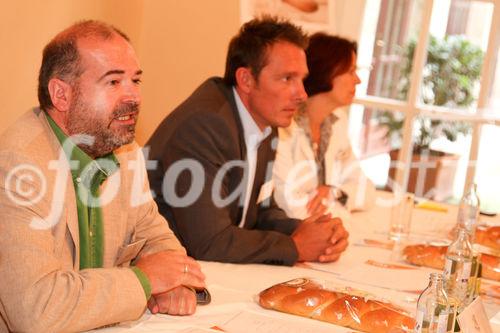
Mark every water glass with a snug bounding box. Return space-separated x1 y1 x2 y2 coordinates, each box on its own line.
389 192 414 241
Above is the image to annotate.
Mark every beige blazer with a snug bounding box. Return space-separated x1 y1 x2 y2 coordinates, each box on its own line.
0 109 184 332
273 108 376 220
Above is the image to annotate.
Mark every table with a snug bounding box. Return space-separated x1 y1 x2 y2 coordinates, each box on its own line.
92 191 500 332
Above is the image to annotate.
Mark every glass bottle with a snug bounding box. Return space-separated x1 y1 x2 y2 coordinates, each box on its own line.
456 183 480 241
414 273 456 333
454 183 481 309
467 251 482 304
443 228 473 311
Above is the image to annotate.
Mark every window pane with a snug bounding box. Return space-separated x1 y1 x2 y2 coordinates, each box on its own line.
475 124 500 213
387 115 472 202
357 0 424 101
417 0 492 109
349 104 406 188
487 39 500 115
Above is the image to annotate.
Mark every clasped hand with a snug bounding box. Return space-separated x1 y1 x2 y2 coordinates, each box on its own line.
292 213 349 263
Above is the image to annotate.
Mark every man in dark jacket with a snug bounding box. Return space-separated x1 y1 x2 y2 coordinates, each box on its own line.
147 17 349 265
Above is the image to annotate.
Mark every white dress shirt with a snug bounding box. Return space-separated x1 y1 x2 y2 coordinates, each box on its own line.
273 108 376 221
233 87 271 227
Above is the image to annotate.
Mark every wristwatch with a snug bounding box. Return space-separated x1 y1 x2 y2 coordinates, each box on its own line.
331 187 348 206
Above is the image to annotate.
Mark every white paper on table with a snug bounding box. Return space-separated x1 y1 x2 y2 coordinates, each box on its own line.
305 246 434 293
457 297 493 333
176 328 222 333
219 310 350 333
492 310 500 325
101 302 252 333
345 263 428 293
338 260 432 292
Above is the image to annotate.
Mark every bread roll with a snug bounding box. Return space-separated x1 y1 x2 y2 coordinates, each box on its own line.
360 307 417 333
402 244 446 270
258 278 415 333
475 226 500 251
403 244 500 281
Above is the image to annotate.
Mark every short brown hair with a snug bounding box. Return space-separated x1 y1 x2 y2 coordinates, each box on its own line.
303 33 357 97
37 20 130 111
223 16 308 86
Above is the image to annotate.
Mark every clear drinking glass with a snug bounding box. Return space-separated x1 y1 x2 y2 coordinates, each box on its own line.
389 192 414 241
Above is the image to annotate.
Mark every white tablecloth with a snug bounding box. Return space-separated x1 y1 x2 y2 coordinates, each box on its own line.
91 191 500 332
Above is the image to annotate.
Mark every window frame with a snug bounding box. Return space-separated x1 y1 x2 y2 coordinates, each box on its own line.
353 0 500 196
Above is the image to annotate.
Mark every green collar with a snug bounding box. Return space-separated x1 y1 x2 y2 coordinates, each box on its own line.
45 113 120 186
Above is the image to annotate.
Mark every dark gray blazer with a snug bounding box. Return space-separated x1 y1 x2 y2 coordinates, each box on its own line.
146 77 300 265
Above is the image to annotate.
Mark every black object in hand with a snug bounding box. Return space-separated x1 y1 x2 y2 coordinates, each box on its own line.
196 288 211 305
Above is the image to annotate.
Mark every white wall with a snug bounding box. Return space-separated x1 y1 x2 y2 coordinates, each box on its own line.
136 1 239 143
0 0 105 136
0 0 371 144
0 0 240 144
331 0 366 41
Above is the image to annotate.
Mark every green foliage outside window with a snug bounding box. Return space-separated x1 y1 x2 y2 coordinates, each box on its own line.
379 35 483 153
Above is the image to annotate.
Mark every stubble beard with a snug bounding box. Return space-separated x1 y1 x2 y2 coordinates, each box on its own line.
66 90 139 158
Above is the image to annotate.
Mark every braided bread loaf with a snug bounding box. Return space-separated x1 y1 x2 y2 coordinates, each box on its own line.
403 244 500 281
475 226 500 251
258 278 415 333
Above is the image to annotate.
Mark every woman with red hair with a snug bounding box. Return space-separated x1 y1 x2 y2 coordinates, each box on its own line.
273 32 376 221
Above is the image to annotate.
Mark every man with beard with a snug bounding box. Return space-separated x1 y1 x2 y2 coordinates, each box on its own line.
0 21 205 332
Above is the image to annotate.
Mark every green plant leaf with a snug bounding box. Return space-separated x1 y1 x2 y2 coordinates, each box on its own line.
375 34 483 149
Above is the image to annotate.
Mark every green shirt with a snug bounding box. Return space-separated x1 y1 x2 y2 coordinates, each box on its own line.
46 115 151 299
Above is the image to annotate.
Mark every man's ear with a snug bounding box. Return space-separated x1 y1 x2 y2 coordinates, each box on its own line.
47 78 73 112
234 67 255 94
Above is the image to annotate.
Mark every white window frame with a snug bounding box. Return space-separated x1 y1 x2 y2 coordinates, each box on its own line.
353 0 500 195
